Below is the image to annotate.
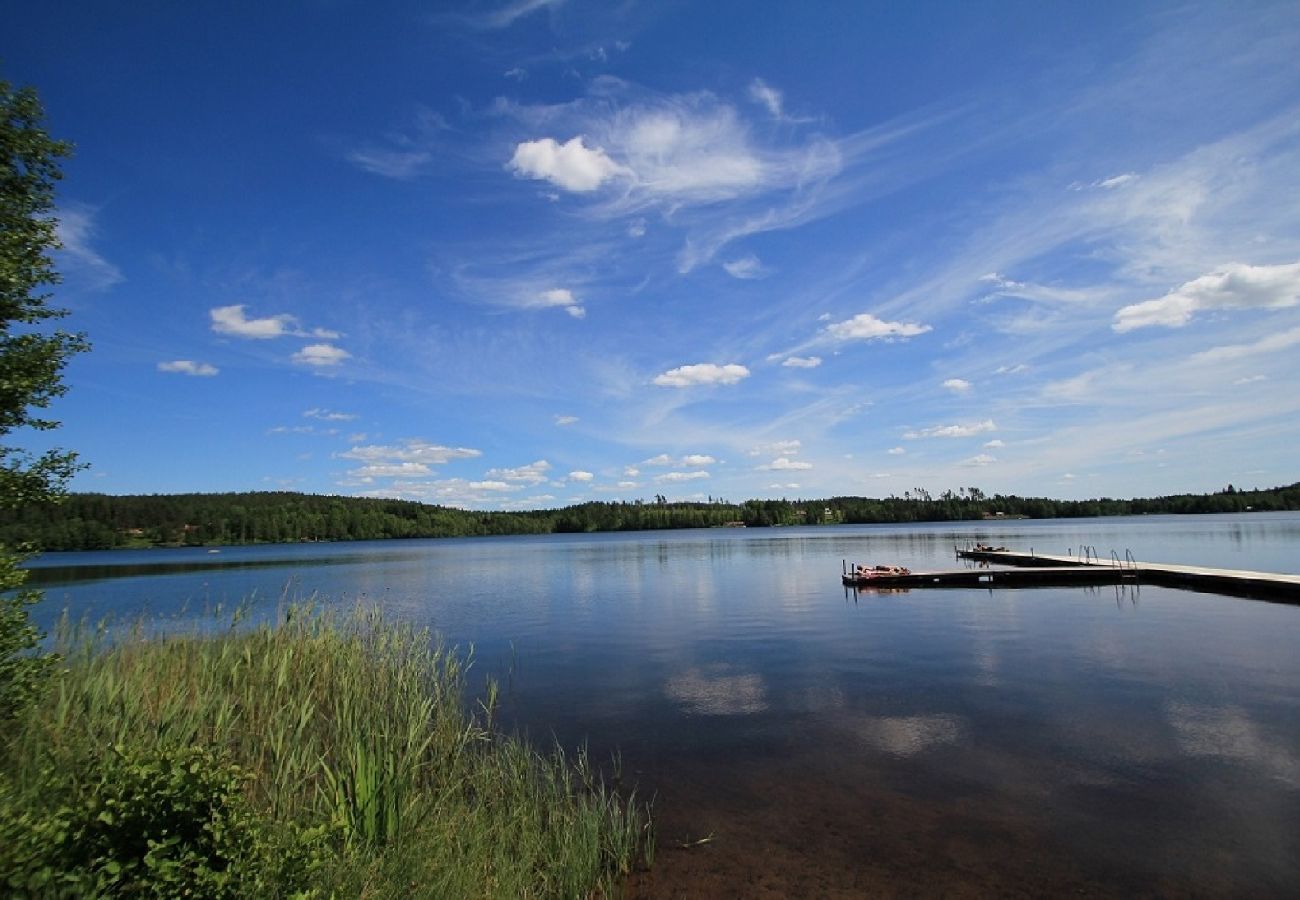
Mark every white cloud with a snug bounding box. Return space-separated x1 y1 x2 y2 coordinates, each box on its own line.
723 254 766 279
782 356 822 368
994 363 1028 375
293 343 351 367
984 439 1005 448
157 360 218 377
509 136 625 192
341 440 481 465
627 218 647 238
1233 374 1267 385
504 67 527 81
623 466 640 477
824 312 931 342
653 363 750 387
905 419 997 439
468 480 516 492
55 205 123 290
758 457 812 471
567 470 594 482
1096 172 1138 189
682 454 716 466
749 439 801 456
346 148 432 179
642 454 674 467
1113 261 1300 332
303 408 356 421
210 304 339 341
962 454 997 467
486 460 552 484
463 0 566 30
1189 324 1300 363
655 470 710 483
527 287 586 318
887 447 905 455
943 378 972 393
554 414 578 426
212 304 293 339
350 462 434 479
748 78 783 118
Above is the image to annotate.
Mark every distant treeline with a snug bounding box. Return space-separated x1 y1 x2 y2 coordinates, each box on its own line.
1 483 1297 552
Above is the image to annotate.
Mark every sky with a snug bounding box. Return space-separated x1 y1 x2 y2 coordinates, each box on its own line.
5 0 1300 509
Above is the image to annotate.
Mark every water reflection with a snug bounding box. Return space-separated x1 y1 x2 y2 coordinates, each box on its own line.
664 664 768 716
851 713 966 757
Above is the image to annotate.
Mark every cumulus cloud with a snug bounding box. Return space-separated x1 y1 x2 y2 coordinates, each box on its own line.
509 136 625 192
943 378 972 393
782 356 822 368
486 460 552 484
722 254 766 279
350 462 435 479
758 457 812 471
158 360 218 377
824 312 931 342
681 454 716 466
210 304 340 341
293 343 351 367
341 440 481 466
904 419 997 439
1113 262 1300 332
655 470 709 483
984 439 1005 448
962 454 997 467
567 470 594 482
468 480 516 492
653 363 750 387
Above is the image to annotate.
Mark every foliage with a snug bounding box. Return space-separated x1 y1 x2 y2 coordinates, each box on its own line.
0 744 324 898
0 77 87 509
0 76 85 725
0 605 652 897
3 481 1299 551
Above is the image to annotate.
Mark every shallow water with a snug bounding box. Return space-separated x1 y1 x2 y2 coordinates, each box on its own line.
23 512 1300 894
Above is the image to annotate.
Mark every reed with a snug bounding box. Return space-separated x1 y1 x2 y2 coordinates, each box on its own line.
1 604 652 897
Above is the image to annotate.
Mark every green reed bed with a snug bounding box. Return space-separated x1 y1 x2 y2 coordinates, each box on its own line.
0 606 652 897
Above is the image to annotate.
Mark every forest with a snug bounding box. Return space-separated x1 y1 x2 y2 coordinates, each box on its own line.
1 482 1296 552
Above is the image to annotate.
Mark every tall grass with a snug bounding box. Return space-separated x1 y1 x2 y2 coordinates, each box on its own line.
1 605 652 897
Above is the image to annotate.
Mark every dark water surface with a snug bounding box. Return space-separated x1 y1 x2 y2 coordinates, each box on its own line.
24 513 1300 895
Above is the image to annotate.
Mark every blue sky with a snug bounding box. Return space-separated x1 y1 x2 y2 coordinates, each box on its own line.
6 0 1300 508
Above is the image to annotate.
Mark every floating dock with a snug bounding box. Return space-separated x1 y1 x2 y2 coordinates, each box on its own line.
841 550 1300 602
951 548 1300 602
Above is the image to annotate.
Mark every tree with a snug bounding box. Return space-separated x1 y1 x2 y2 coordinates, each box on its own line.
1 77 86 721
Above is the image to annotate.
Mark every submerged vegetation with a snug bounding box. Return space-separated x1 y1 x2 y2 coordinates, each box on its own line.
0 606 652 897
2 481 1298 551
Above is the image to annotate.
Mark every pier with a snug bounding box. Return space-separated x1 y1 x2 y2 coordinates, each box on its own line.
842 549 1300 602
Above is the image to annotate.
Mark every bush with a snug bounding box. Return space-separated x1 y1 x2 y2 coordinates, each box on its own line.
0 744 322 898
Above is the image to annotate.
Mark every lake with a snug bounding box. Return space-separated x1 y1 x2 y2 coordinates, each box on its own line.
23 512 1300 895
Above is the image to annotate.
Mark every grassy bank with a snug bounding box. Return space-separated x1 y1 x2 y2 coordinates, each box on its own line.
0 606 652 897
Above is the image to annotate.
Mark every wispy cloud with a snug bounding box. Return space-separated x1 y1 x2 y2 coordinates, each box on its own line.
782 356 822 368
55 205 123 291
304 408 356 421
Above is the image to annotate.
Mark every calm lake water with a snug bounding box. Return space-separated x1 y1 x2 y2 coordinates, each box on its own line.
23 513 1300 895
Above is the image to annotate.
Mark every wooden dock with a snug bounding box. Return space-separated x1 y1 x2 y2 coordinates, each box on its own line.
842 566 1139 590
949 548 1300 602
